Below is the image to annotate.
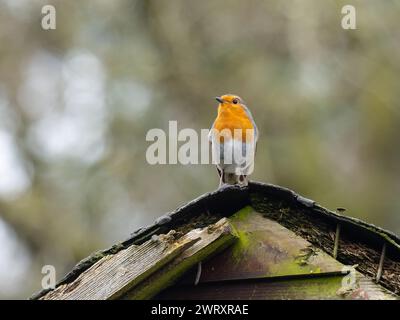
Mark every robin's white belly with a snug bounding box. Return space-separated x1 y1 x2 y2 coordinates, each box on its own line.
210 138 255 175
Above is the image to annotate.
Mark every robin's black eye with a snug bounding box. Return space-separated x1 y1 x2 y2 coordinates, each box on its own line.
232 98 239 104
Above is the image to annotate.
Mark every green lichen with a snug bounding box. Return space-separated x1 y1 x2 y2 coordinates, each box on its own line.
270 259 321 277
230 230 252 262
294 246 318 266
229 206 255 262
232 206 253 221
228 208 331 278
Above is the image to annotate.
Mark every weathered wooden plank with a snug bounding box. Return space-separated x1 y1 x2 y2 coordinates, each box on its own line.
41 217 237 300
125 217 238 300
42 231 199 300
157 272 398 300
187 207 346 284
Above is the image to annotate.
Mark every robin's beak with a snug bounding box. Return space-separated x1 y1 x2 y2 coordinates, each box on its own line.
215 97 224 103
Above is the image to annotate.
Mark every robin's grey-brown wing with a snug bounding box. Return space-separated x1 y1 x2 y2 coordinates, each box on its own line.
242 104 258 142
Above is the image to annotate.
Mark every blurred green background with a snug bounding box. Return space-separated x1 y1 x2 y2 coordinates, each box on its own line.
0 0 399 299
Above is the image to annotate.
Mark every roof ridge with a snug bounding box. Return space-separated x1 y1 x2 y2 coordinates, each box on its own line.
249 181 400 249
31 181 400 299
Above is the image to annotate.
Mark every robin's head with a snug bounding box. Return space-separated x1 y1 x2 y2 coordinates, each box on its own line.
215 94 245 109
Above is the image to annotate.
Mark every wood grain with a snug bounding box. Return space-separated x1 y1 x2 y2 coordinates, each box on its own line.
41 218 236 300
126 217 238 299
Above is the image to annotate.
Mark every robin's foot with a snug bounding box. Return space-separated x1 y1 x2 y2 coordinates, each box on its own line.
238 175 248 187
218 183 233 190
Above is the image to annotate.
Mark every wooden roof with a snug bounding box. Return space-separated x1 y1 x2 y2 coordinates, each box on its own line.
32 182 400 300
158 209 397 300
156 207 397 300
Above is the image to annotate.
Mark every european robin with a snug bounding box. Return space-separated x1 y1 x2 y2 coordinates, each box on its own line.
209 94 258 187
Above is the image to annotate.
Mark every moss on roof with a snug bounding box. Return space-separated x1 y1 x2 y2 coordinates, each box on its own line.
31 181 400 299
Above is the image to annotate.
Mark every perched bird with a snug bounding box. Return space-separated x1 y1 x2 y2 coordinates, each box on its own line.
209 94 258 187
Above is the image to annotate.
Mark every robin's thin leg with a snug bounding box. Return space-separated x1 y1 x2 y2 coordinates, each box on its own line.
239 175 248 186
219 169 225 187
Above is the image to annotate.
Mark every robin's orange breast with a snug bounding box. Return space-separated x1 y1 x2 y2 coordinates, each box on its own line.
213 106 254 142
